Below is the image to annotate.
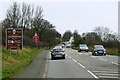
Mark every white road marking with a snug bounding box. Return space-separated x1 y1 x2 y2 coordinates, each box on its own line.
99 76 118 78
92 71 118 73
69 56 71 58
68 54 99 79
78 63 85 68
42 53 49 78
91 56 96 58
87 70 99 79
112 62 119 65
99 58 107 61
96 68 113 70
96 73 118 76
68 54 86 69
72 59 77 63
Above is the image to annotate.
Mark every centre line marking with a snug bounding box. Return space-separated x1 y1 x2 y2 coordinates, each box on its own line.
72 59 77 63
78 63 85 68
87 70 99 79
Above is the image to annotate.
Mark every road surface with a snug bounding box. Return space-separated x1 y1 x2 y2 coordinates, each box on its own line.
14 50 48 78
45 48 119 79
14 48 119 79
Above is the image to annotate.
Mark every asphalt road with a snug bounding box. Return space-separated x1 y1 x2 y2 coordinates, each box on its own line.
14 50 48 78
45 48 119 79
14 48 119 79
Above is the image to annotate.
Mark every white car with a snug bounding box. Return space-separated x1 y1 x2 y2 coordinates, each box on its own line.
78 44 88 52
66 44 71 48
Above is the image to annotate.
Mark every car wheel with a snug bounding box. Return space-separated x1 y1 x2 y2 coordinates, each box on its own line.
92 52 94 55
51 55 54 60
79 50 81 52
104 53 106 56
94 53 97 56
63 55 65 59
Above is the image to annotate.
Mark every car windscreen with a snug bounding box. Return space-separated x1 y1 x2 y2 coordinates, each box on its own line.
95 46 104 49
55 46 62 49
53 49 63 52
67 44 71 46
80 45 87 47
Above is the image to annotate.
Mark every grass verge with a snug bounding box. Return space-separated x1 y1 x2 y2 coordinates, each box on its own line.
2 47 45 79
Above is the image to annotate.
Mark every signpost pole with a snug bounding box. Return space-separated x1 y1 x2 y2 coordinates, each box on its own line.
36 42 38 48
9 49 11 56
17 49 19 57
17 46 19 57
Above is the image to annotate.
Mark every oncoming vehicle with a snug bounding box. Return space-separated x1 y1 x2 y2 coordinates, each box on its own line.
51 48 65 59
78 44 88 52
92 45 106 56
66 44 71 48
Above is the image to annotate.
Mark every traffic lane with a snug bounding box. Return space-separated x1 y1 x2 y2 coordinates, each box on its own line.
65 48 118 79
45 52 94 78
90 53 119 65
71 48 119 65
14 50 48 78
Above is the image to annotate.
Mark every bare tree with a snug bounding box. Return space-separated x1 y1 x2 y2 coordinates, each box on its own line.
6 2 21 28
2 2 61 48
93 26 112 42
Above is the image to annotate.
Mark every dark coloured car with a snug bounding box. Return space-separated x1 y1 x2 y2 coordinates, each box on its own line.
78 44 88 52
92 45 106 56
51 48 65 59
62 43 66 45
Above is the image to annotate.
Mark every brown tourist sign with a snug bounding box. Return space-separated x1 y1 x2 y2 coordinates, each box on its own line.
6 28 23 50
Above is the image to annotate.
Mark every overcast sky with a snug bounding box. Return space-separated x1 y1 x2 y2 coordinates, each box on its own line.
0 0 119 35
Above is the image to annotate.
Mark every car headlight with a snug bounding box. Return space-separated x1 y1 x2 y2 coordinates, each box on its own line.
95 52 97 53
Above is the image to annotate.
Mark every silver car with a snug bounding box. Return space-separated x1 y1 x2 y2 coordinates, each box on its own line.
66 44 71 48
78 44 88 52
51 48 65 59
